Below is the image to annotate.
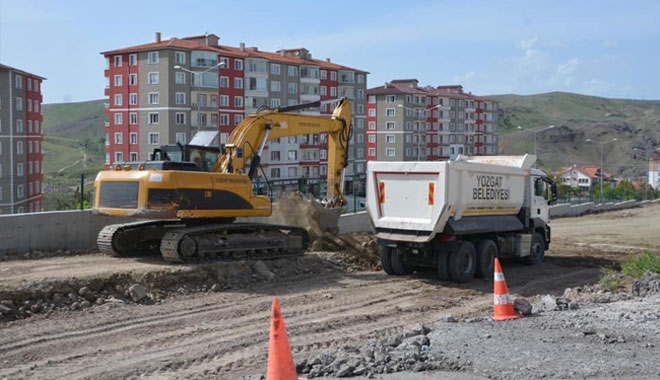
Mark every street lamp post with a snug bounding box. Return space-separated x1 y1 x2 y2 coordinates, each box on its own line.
397 103 442 160
174 61 226 134
516 125 555 164
633 147 660 200
586 137 618 203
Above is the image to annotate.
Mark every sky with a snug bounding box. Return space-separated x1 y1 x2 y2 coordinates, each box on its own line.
1 0 659 104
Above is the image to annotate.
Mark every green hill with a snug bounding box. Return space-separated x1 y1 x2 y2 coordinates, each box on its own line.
41 99 106 179
491 92 660 178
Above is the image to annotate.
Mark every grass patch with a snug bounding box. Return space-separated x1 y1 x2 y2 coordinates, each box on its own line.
621 252 660 278
599 251 660 291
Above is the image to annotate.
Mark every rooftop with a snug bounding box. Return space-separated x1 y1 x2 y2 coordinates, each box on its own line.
101 33 368 74
367 80 494 101
0 63 46 80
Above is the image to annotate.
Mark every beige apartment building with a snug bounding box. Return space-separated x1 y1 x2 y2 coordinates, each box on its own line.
366 79 498 161
101 33 368 181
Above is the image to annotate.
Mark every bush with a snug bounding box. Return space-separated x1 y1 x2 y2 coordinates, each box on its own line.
598 267 622 291
621 252 660 279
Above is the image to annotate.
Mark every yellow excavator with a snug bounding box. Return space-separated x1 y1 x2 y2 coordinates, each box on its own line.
93 97 352 262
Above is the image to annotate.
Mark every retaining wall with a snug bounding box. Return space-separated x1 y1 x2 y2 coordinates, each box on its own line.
549 199 660 219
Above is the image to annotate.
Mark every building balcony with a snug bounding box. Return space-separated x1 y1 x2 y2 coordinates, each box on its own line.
465 107 476 112
300 93 320 102
300 76 320 84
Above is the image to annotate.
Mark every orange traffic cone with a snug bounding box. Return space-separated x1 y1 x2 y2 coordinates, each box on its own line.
492 258 522 321
266 297 301 380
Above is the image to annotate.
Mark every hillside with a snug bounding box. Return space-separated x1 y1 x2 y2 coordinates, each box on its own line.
41 99 106 179
491 92 660 177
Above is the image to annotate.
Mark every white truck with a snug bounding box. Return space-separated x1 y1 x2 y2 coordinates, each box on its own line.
366 155 557 283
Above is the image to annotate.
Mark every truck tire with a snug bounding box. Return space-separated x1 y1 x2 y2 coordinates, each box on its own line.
380 245 394 275
449 241 476 283
475 239 497 278
524 233 545 265
436 248 451 281
390 248 410 275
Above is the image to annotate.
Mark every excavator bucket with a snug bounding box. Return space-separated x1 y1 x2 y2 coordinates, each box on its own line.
270 193 341 243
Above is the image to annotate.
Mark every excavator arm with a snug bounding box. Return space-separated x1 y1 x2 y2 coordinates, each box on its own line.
214 96 352 206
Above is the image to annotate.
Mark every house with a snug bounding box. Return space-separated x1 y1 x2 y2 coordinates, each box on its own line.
558 165 614 193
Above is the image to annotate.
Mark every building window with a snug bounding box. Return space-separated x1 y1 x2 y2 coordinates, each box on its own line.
149 112 159 125
320 86 327 96
129 112 137 125
129 152 137 161
234 77 243 89
330 87 337 97
288 66 298 77
386 121 395 130
175 92 186 105
17 184 24 198
129 74 137 86
234 96 243 107
271 98 281 108
149 92 159 104
115 152 123 163
271 81 281 92
386 95 395 103
17 141 24 154
287 83 297 94
114 132 123 144
368 135 376 143
129 93 137 105
28 120 33 133
17 163 24 176
220 95 229 107
114 56 122 67
129 132 137 144
220 114 229 125
320 69 327 80
219 76 229 88
386 148 395 157
357 104 364 114
270 168 280 178
330 71 337 81
175 132 186 144
368 122 376 130
16 97 23 111
175 51 186 64
148 132 160 145
219 57 229 67
114 94 123 106
148 72 159 84
386 135 395 143
271 63 281 75
147 51 159 64
357 74 365 84
271 151 280 161
288 167 297 178
175 112 186 125
15 119 23 132
357 119 365 129
115 113 123 125
369 148 376 156
129 54 137 66
386 108 395 117
287 150 297 160
175 72 186 85
114 75 123 87
235 115 244 125
234 59 243 70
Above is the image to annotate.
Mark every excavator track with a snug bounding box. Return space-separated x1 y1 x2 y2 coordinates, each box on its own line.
160 223 309 263
97 220 309 263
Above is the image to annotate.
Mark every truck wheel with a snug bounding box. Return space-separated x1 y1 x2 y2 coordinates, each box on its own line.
390 248 410 275
475 239 497 278
379 245 394 275
524 233 545 265
449 241 476 283
436 248 451 281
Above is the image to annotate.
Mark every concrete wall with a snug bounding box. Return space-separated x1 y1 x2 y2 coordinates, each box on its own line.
549 199 660 219
0 210 135 254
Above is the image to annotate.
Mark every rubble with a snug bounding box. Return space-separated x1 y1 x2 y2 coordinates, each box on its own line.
513 298 533 316
632 272 660 297
128 284 148 302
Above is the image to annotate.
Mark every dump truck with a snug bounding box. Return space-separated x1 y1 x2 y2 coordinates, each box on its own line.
366 155 557 282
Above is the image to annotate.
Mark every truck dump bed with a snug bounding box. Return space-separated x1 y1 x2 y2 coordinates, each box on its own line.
366 155 536 242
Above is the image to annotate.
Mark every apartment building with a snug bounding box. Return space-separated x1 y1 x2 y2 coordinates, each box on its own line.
366 79 498 161
648 156 659 190
101 33 368 181
0 64 45 214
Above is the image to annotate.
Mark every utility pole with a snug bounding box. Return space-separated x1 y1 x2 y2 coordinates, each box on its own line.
586 138 618 203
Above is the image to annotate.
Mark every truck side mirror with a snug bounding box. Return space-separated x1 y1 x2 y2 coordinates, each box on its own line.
550 181 558 205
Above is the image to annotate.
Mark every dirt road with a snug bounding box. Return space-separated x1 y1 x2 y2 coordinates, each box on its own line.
0 204 658 379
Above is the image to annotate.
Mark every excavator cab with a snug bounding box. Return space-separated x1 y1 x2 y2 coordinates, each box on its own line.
151 143 221 172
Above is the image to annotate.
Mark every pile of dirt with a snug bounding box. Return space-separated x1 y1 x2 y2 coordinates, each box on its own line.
632 272 660 297
313 233 381 272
